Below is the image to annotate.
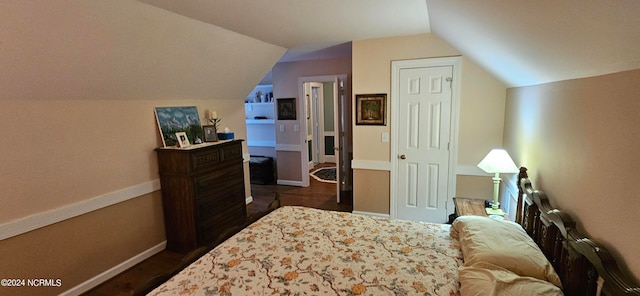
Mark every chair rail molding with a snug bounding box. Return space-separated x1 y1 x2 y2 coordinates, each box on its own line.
0 180 161 240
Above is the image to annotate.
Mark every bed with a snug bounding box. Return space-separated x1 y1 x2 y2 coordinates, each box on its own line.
143 202 463 295
133 167 640 295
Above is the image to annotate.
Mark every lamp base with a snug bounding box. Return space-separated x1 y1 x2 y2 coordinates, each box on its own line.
485 207 505 216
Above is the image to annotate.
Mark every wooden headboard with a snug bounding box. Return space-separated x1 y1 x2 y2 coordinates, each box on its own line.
516 167 640 296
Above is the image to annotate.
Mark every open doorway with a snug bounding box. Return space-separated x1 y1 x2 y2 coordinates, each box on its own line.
304 82 335 167
299 75 351 204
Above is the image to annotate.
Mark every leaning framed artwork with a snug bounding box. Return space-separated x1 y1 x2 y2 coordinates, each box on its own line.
277 98 296 120
355 94 386 125
154 106 203 147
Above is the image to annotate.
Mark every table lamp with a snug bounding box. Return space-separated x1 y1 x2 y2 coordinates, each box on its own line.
477 149 519 216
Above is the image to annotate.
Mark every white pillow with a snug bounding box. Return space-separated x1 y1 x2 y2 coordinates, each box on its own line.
459 261 564 296
452 215 562 288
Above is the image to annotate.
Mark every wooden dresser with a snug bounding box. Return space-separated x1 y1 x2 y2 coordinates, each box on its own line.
155 140 246 252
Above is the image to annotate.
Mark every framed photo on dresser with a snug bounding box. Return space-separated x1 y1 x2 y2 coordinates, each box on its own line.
202 125 218 142
175 132 190 148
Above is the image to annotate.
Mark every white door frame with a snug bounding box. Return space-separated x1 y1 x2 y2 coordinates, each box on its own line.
306 83 325 165
298 75 347 187
390 57 461 219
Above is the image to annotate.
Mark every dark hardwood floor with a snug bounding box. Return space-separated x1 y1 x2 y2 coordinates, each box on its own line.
83 164 351 296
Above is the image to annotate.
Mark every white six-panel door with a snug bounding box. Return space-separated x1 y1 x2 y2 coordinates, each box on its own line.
393 64 454 223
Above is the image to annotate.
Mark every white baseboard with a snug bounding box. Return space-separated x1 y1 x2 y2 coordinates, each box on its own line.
277 179 304 187
60 241 166 296
275 144 302 152
352 211 390 219
245 196 253 204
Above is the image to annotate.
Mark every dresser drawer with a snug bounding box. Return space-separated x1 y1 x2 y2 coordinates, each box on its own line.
190 148 222 173
196 189 244 218
188 141 242 174
193 165 243 198
221 143 243 162
155 140 246 252
197 202 246 244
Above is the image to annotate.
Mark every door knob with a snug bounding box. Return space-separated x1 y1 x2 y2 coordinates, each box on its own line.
400 154 406 159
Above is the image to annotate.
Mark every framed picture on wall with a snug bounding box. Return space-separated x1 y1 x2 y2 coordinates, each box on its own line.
277 98 297 120
355 94 386 125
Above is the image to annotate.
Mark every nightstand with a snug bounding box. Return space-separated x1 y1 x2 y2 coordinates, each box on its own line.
450 197 507 223
453 197 487 217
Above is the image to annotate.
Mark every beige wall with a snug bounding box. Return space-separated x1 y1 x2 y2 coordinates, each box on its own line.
353 170 390 213
0 193 164 296
455 175 494 199
351 33 506 215
0 1 284 294
458 58 508 165
271 57 352 183
503 69 640 281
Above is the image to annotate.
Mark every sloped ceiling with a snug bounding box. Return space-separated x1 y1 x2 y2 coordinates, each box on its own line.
427 0 640 87
1 1 288 101
138 0 431 61
139 0 640 87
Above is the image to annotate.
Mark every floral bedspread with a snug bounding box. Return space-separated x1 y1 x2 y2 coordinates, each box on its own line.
149 206 463 295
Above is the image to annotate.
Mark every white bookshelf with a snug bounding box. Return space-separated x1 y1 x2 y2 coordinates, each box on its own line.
245 85 275 158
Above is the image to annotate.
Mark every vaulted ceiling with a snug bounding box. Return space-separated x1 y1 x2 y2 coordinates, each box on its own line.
428 0 640 87
139 0 640 87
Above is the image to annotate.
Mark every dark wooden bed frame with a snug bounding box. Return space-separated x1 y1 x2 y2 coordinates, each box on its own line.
516 167 640 296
